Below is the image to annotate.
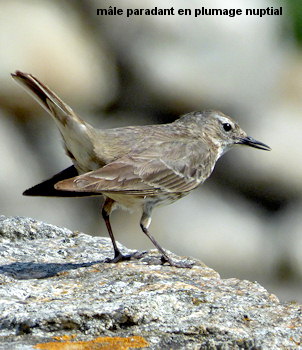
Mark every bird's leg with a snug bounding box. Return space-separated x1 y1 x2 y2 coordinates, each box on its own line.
102 197 123 262
102 197 144 262
140 211 193 268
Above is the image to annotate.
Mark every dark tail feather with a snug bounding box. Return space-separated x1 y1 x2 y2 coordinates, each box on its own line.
23 166 97 197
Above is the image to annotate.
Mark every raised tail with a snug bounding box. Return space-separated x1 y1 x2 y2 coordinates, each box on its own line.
11 71 85 126
11 71 99 173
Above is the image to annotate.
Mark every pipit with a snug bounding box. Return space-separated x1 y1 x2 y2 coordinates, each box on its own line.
12 71 271 268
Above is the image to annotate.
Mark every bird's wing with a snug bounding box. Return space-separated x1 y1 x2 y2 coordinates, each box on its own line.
23 166 97 197
55 139 216 195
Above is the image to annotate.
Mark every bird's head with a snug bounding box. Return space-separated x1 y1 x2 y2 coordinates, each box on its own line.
181 110 271 155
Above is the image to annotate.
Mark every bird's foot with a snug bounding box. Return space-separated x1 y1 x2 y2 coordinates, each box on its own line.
160 255 194 268
105 250 147 263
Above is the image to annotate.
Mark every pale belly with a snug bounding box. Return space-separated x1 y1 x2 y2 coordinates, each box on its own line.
106 191 191 211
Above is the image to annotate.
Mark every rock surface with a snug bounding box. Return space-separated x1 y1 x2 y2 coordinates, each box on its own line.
0 216 301 349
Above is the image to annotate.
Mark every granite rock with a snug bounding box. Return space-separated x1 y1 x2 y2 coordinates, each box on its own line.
0 216 301 349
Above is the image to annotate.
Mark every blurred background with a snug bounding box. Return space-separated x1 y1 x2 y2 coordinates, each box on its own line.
1 0 301 302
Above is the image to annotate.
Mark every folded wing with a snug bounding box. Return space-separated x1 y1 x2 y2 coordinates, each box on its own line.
55 139 215 195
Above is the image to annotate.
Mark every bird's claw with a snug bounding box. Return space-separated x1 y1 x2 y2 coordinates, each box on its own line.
105 251 147 263
160 255 194 268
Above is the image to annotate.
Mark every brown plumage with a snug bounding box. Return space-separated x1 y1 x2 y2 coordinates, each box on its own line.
12 71 271 267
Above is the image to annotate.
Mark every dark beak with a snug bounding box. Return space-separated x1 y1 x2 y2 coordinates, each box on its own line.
238 136 271 151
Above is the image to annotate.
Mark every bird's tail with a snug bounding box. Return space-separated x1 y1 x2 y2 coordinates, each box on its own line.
11 70 86 127
11 71 97 173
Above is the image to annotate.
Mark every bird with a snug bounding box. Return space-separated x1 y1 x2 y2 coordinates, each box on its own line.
11 70 271 268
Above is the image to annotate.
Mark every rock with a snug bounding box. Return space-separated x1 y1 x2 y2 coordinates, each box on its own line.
272 200 302 280
0 111 98 234
0 216 301 349
0 0 117 114
94 0 285 113
233 101 302 197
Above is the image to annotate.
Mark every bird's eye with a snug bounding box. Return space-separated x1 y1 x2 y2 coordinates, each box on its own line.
223 123 232 132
